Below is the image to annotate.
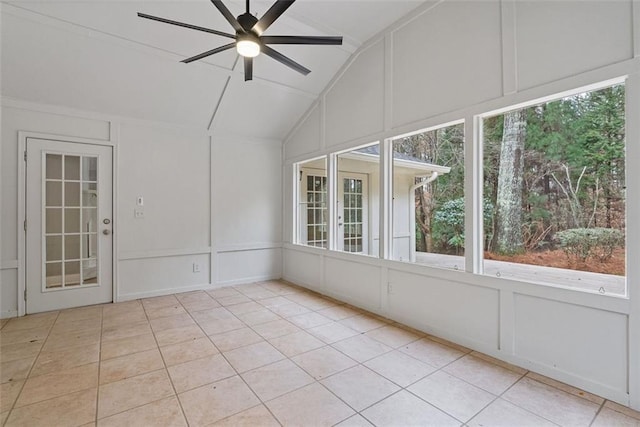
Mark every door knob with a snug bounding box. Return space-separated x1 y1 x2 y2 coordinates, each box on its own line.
102 229 111 235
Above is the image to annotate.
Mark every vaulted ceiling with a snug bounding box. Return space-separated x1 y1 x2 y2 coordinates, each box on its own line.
1 1 424 139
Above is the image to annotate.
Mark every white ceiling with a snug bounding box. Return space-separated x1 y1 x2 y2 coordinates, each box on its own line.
1 0 424 139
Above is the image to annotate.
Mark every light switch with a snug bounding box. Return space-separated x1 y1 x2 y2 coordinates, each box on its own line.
136 196 144 206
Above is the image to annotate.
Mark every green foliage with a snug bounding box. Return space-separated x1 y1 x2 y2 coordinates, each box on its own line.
555 228 623 263
432 198 494 254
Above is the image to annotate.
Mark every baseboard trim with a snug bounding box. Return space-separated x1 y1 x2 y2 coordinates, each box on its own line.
1 310 18 319
215 274 282 287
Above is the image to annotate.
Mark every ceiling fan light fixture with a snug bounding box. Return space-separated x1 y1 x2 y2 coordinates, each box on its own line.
237 34 261 58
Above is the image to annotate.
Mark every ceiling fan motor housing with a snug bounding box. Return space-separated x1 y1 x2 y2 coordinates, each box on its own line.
238 13 259 33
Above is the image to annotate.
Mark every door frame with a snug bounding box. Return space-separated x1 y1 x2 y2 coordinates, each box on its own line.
336 171 369 254
17 130 119 316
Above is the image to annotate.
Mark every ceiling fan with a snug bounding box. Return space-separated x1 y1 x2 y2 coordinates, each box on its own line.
138 0 343 81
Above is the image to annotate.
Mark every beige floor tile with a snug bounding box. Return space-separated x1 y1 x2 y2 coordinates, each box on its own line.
99 348 164 384
365 324 423 348
216 294 252 306
6 387 97 427
0 327 50 346
285 293 335 310
175 291 210 303
288 312 333 329
592 407 640 427
269 302 311 318
226 301 265 315
1 411 8 425
101 320 151 342
266 382 354 426
335 414 374 426
308 322 359 344
444 354 524 395
208 327 264 352
97 369 174 419
149 313 195 332
190 306 236 324
31 343 100 377
268 330 325 357
321 365 400 411
0 340 43 363
470 351 527 375
426 335 472 354
100 333 157 360
361 390 460 426
291 346 357 380
241 359 314 401
526 371 605 405
102 300 142 317
181 298 221 313
141 295 179 311
212 404 280 426
1 380 24 413
50 317 102 336
223 341 285 373
44 329 101 352
154 324 206 347
252 319 301 340
317 305 361 321
339 314 388 333
168 353 236 393
198 318 246 336
242 289 278 300
408 371 496 422
97 396 186 427
160 337 219 366
145 304 187 320
604 401 640 420
179 376 260 426
102 310 147 329
56 306 102 324
0 318 8 329
364 350 437 387
467 398 557 427
2 313 57 332
1 357 34 384
257 296 293 308
332 334 393 363
206 288 242 299
400 337 465 368
236 309 281 326
16 362 98 407
502 376 600 426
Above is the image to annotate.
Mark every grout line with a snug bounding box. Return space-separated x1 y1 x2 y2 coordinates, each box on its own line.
589 399 607 427
95 306 104 425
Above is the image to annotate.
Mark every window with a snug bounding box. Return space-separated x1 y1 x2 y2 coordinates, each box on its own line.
391 123 465 270
482 83 626 295
296 157 327 248
336 143 380 256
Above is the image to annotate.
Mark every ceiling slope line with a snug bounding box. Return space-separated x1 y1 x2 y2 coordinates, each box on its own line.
208 55 239 131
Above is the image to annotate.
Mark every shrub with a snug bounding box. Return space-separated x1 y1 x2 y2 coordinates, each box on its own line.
555 228 623 263
433 198 494 254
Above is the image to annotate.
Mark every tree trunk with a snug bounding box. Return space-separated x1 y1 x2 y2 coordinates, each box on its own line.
494 110 526 255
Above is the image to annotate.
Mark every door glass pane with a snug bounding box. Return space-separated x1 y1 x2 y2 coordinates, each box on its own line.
82 157 97 181
82 259 98 284
65 261 81 286
46 181 62 206
64 156 80 180
46 154 62 179
46 236 62 261
46 208 62 234
82 209 97 232
65 182 80 207
64 208 80 233
46 263 63 289
82 183 97 207
83 233 98 258
65 235 81 260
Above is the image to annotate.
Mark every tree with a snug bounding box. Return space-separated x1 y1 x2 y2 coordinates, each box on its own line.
494 109 526 254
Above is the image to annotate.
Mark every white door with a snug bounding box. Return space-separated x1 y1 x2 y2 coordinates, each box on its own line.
337 173 368 253
25 138 113 313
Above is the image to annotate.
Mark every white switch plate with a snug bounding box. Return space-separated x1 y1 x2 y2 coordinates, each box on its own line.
134 208 144 219
136 196 144 206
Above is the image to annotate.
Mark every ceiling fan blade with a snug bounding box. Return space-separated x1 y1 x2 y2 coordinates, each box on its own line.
181 42 236 63
261 35 342 45
262 45 310 75
252 0 295 34
244 57 253 81
210 0 244 33
137 13 235 39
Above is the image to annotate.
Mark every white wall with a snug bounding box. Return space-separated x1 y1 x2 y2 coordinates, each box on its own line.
283 0 640 410
0 101 282 315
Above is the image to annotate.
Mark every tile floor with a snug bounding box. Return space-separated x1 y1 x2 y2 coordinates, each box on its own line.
1 280 639 426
